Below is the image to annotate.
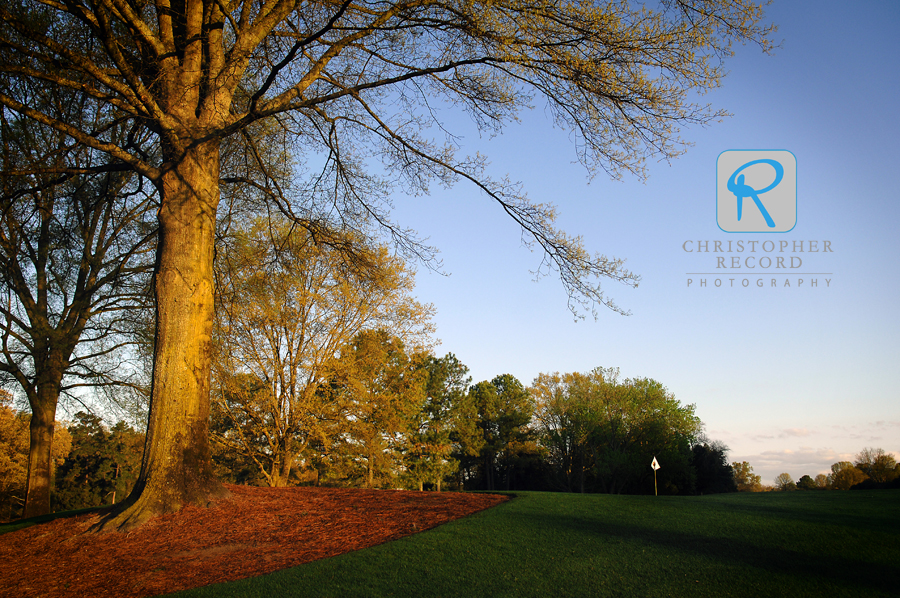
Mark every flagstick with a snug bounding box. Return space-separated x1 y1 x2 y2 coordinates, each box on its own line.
654 469 657 496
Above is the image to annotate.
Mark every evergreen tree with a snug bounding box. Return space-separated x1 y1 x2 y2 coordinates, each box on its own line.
54 413 143 511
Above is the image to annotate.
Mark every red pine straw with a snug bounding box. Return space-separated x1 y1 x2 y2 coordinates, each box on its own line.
0 485 507 598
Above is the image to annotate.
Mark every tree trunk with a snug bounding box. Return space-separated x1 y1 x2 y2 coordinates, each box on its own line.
579 451 585 494
98 140 226 531
22 383 59 518
280 437 293 486
270 452 292 488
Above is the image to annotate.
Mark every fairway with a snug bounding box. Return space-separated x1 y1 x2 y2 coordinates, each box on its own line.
169 490 900 598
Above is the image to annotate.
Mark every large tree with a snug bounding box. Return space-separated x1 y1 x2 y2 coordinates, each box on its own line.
210 217 433 487
326 329 428 488
0 0 772 528
0 81 155 518
532 367 701 494
854 448 898 485
463 374 533 491
732 460 762 492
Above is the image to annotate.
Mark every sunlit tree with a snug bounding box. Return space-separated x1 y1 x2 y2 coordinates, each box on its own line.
0 81 155 517
326 330 428 488
534 367 700 494
0 0 773 528
532 371 601 493
211 220 434 487
829 462 867 490
732 461 763 492
402 354 471 491
462 375 534 491
0 391 72 519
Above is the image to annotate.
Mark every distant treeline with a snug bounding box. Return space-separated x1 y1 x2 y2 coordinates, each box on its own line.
2 358 750 520
8 347 894 521
733 447 900 493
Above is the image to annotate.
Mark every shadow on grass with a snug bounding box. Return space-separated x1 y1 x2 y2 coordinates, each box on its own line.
695 491 900 536
522 492 899 596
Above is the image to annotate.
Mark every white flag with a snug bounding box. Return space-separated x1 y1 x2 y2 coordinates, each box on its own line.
651 457 660 470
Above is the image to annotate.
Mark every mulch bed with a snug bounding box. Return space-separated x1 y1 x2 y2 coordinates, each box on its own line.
0 485 508 598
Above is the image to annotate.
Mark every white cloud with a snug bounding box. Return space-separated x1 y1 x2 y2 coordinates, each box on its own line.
780 428 812 438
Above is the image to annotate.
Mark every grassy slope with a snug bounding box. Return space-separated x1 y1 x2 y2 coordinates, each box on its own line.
169 490 900 598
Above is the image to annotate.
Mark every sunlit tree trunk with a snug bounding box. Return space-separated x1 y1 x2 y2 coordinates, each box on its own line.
280 437 293 486
268 438 293 487
104 140 227 529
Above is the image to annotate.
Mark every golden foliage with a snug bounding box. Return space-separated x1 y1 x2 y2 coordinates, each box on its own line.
211 218 435 487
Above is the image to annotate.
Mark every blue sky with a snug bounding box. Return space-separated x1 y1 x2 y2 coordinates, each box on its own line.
392 1 900 485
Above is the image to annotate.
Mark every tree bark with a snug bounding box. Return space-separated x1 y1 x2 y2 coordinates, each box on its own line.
280 437 293 487
99 140 227 530
22 383 59 518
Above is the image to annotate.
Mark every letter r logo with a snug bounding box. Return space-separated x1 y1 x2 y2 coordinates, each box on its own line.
717 150 797 232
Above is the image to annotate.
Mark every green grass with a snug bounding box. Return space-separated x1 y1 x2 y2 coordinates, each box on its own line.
168 490 900 598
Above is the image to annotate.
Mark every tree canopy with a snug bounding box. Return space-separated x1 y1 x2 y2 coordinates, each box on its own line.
774 472 796 492
0 0 774 323
532 367 701 494
732 460 762 492
326 329 429 488
53 412 144 510
854 447 898 485
211 219 434 487
460 374 535 491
